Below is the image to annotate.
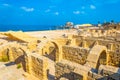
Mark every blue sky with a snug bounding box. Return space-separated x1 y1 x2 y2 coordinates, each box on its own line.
0 0 120 25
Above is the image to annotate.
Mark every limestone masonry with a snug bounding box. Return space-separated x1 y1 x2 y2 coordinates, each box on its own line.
0 25 120 80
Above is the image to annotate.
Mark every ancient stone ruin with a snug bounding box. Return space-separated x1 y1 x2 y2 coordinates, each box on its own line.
0 27 120 80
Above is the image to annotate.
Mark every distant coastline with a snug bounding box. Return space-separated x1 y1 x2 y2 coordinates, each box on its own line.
0 25 59 32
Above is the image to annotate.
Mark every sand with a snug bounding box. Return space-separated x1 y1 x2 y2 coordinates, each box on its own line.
25 29 77 39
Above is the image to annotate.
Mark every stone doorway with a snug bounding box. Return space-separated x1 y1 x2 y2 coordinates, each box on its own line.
97 50 107 69
44 42 59 62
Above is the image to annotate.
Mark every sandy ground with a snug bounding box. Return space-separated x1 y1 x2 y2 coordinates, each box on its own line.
0 58 55 80
25 29 77 39
0 62 26 80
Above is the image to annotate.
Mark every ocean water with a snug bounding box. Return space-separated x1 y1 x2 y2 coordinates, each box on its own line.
0 25 58 32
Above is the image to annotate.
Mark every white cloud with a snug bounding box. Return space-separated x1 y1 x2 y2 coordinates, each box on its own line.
54 12 59 15
21 6 34 12
45 9 51 12
90 5 96 9
73 11 80 14
2 3 10 7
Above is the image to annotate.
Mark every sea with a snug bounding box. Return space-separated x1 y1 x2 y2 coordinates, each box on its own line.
0 25 62 32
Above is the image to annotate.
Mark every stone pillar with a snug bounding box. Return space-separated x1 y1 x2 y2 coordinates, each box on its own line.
30 54 48 80
83 41 87 48
42 58 48 80
56 45 62 62
83 73 88 80
25 52 48 80
38 48 43 56
25 52 32 73
109 43 113 51
106 53 110 65
8 48 14 61
71 38 76 46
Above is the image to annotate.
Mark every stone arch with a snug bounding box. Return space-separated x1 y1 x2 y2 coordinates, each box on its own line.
89 41 99 48
49 41 59 61
97 50 107 69
43 40 61 62
85 45 108 69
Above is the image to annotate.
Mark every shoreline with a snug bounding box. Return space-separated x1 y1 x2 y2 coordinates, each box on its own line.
0 29 71 32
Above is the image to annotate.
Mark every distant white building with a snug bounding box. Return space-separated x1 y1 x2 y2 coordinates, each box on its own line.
74 24 93 28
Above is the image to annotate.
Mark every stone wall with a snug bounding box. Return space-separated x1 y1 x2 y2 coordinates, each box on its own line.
55 60 82 80
55 60 91 80
55 61 75 80
87 71 103 80
10 47 25 62
62 45 89 64
76 38 116 49
108 51 120 66
0 47 9 61
87 65 120 80
0 42 26 61
76 39 95 48
25 53 48 80
0 42 18 61
75 38 120 67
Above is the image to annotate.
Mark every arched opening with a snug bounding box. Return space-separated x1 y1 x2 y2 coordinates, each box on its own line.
44 42 59 62
14 48 26 71
86 45 108 69
44 41 59 79
96 50 107 69
114 26 117 29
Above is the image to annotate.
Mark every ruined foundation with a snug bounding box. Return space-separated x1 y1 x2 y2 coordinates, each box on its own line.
0 28 120 80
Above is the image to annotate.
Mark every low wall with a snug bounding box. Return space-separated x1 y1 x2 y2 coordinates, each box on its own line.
25 53 48 80
0 47 9 61
108 51 120 66
76 38 116 50
88 65 120 80
10 47 25 62
0 42 23 62
76 39 95 48
55 61 75 80
62 46 89 64
55 60 91 80
75 38 120 67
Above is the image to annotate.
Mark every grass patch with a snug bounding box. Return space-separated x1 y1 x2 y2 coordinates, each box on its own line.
17 64 22 69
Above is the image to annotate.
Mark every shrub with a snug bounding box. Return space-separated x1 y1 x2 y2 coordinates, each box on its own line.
17 64 22 69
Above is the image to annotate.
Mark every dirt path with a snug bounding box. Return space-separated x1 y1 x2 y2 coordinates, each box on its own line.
47 58 55 80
